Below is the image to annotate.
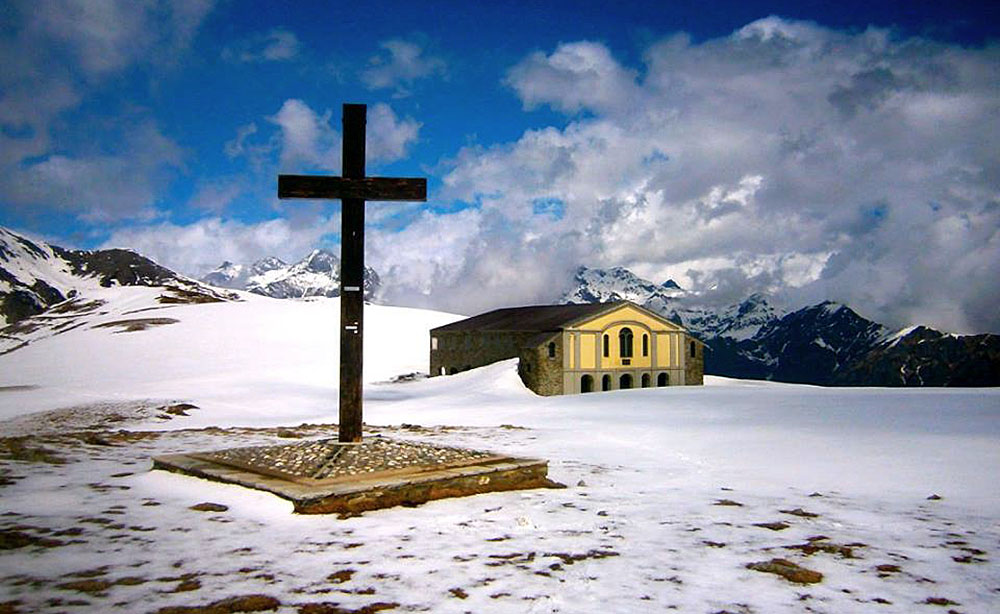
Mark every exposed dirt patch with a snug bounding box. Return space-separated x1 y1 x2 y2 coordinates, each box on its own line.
154 594 281 613
787 537 863 559
92 318 179 333
0 529 64 550
923 596 960 606
189 503 229 513
57 579 114 594
296 603 398 614
746 558 823 584
0 437 65 464
326 569 355 584
780 508 820 518
753 521 791 531
545 549 620 565
163 404 199 417
875 564 902 577
714 499 744 507
158 287 233 305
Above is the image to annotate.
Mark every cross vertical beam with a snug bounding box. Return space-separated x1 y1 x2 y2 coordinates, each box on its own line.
339 104 366 443
278 103 426 444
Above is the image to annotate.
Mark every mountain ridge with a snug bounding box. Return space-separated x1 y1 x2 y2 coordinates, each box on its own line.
560 265 999 387
200 250 381 301
0 227 235 328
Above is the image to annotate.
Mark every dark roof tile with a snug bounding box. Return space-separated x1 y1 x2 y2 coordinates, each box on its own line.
432 302 624 333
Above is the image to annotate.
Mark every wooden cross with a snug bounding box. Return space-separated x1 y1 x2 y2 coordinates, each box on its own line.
278 103 426 443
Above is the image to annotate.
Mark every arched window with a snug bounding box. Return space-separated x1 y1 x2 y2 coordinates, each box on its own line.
602 374 612 391
691 341 697 358
603 334 609 357
620 373 633 389
657 372 669 387
619 328 633 358
548 341 556 359
642 334 649 357
581 374 594 393
641 373 650 388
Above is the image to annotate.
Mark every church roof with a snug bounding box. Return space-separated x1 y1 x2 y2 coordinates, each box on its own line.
432 302 627 333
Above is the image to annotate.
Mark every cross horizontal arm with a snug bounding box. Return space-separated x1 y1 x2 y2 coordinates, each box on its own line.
279 175 427 202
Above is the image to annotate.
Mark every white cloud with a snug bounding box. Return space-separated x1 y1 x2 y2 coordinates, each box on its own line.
2 122 184 221
27 0 215 76
505 41 641 114
268 99 339 171
433 18 1000 332
186 181 243 213
360 39 446 97
367 103 421 163
0 0 215 220
102 215 340 278
223 28 301 62
256 99 421 172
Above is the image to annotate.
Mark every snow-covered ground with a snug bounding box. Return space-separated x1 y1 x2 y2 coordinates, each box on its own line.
0 293 997 613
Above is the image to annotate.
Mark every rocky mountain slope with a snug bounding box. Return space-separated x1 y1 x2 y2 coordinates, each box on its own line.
0 227 238 356
201 250 381 301
561 265 999 387
0 227 235 327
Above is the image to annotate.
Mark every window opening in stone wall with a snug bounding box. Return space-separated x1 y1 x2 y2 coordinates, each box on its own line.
581 374 594 393
431 337 438 350
642 373 650 388
603 334 609 357
691 341 696 357
619 327 633 358
548 341 556 358
620 373 633 389
602 374 611 391
642 334 648 356
657 372 668 387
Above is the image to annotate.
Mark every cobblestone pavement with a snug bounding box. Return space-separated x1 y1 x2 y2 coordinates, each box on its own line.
198 436 498 482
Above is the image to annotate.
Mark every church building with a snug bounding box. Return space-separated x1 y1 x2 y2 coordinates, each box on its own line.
429 301 704 395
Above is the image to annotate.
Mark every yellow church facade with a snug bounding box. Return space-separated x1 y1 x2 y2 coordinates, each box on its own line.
430 301 704 395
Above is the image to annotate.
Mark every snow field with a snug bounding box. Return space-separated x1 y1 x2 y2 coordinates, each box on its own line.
0 293 997 612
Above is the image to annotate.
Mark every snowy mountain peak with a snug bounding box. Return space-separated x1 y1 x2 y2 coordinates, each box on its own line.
201 249 380 301
561 265 681 305
250 256 286 276
202 261 247 289
295 249 339 274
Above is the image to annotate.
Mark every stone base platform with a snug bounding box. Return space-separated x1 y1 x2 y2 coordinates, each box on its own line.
152 435 560 515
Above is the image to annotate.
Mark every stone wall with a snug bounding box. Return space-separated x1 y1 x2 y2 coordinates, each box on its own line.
518 336 563 396
686 339 705 385
430 330 536 377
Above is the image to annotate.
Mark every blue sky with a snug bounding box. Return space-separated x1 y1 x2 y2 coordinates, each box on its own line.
1 0 998 332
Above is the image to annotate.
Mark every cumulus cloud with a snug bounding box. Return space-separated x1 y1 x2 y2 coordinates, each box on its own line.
505 41 641 114
2 122 184 221
187 180 243 213
247 99 420 172
102 215 340 278
415 18 1000 332
26 0 214 75
222 27 301 62
361 39 446 97
0 0 214 220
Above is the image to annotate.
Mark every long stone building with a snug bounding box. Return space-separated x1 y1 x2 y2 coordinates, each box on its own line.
429 301 704 395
